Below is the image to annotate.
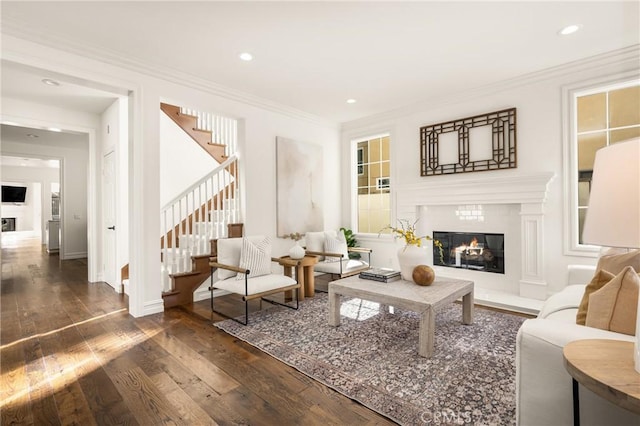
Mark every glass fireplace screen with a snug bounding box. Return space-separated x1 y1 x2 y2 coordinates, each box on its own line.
433 231 504 274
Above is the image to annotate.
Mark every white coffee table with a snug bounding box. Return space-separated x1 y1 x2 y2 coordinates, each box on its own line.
328 275 474 358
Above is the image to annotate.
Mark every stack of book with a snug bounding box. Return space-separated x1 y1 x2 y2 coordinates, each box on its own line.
359 267 401 283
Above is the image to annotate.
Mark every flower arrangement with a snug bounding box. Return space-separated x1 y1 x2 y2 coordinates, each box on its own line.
381 219 444 264
285 232 304 241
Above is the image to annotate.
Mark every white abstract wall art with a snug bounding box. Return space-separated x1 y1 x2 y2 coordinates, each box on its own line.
276 136 324 236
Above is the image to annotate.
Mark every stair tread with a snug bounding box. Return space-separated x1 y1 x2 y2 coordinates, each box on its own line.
178 112 198 119
192 128 212 135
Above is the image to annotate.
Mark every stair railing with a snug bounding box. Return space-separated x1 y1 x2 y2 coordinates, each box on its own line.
160 154 240 291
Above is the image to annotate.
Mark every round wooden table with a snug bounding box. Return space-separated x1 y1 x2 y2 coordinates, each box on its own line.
563 339 640 425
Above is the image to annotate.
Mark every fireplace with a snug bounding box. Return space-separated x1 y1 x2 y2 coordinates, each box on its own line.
433 231 505 274
2 217 16 232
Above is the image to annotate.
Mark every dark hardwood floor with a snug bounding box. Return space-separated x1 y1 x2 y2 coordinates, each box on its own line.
0 236 395 425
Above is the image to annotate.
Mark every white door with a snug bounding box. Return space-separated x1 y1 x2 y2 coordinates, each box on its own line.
103 151 117 290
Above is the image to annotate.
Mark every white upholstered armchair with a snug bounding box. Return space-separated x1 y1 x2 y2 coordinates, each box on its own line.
209 236 301 325
304 230 372 279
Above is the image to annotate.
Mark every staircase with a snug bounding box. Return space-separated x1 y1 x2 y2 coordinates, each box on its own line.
157 103 243 308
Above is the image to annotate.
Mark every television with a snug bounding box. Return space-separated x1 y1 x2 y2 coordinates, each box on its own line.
2 185 27 203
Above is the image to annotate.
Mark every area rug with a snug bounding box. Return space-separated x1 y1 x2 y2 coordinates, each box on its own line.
215 293 527 425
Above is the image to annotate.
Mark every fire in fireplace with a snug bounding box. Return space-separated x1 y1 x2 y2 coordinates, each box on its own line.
2 217 16 232
433 231 505 274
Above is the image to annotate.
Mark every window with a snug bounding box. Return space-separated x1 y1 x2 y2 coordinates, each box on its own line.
354 135 391 233
376 177 390 190
573 80 640 247
357 148 364 175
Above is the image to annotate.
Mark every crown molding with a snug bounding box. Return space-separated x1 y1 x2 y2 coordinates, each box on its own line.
342 45 640 131
0 18 336 129
4 15 637 132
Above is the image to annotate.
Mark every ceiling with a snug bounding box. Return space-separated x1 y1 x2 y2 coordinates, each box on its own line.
1 124 88 148
0 155 59 169
1 61 121 115
1 1 639 123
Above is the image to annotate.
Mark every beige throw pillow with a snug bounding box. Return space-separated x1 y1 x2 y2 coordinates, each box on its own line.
576 269 615 325
596 249 640 275
585 266 639 336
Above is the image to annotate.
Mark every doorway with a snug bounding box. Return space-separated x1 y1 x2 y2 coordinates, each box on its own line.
0 155 59 246
103 150 117 290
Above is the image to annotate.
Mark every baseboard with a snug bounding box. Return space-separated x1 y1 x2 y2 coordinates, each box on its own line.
194 287 228 302
143 299 164 316
519 279 547 301
62 251 88 260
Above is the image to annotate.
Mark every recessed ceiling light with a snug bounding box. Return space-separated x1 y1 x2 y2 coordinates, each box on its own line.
26 133 39 138
42 78 60 86
346 99 357 104
559 25 581 36
47 127 62 132
239 52 253 61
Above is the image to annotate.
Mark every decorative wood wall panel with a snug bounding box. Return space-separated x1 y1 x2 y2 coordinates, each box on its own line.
420 108 517 176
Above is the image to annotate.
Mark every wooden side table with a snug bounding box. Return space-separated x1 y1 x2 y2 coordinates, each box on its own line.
563 339 640 426
278 255 318 300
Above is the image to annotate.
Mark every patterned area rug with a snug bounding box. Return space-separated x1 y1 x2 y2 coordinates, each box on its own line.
215 292 526 425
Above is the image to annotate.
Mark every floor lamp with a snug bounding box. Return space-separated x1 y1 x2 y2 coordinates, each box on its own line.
581 138 640 373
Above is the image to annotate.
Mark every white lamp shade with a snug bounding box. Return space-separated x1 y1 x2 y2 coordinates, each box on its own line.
581 138 640 249
580 138 640 373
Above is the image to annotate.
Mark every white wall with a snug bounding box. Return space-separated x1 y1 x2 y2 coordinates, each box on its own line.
2 133 90 259
159 111 220 206
2 35 340 317
341 49 640 296
1 168 58 239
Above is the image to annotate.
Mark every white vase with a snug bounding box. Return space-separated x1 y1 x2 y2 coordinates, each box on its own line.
397 245 429 282
289 242 305 260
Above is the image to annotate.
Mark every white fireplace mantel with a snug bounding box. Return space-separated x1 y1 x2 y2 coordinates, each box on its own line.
395 172 555 209
395 172 556 300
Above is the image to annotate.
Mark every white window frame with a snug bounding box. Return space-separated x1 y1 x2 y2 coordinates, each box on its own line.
562 72 640 257
350 132 392 235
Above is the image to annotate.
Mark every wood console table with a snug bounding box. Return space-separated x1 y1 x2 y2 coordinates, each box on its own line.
279 255 318 300
563 339 640 426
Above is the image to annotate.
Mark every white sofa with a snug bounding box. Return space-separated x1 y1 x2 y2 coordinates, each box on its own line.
516 265 639 426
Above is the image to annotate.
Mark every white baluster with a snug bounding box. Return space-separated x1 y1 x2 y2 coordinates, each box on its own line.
162 209 168 292
171 203 177 277
188 191 194 268
233 120 237 155
216 115 221 146
208 175 214 239
217 173 222 238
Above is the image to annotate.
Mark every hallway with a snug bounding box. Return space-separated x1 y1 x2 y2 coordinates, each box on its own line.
0 237 391 425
